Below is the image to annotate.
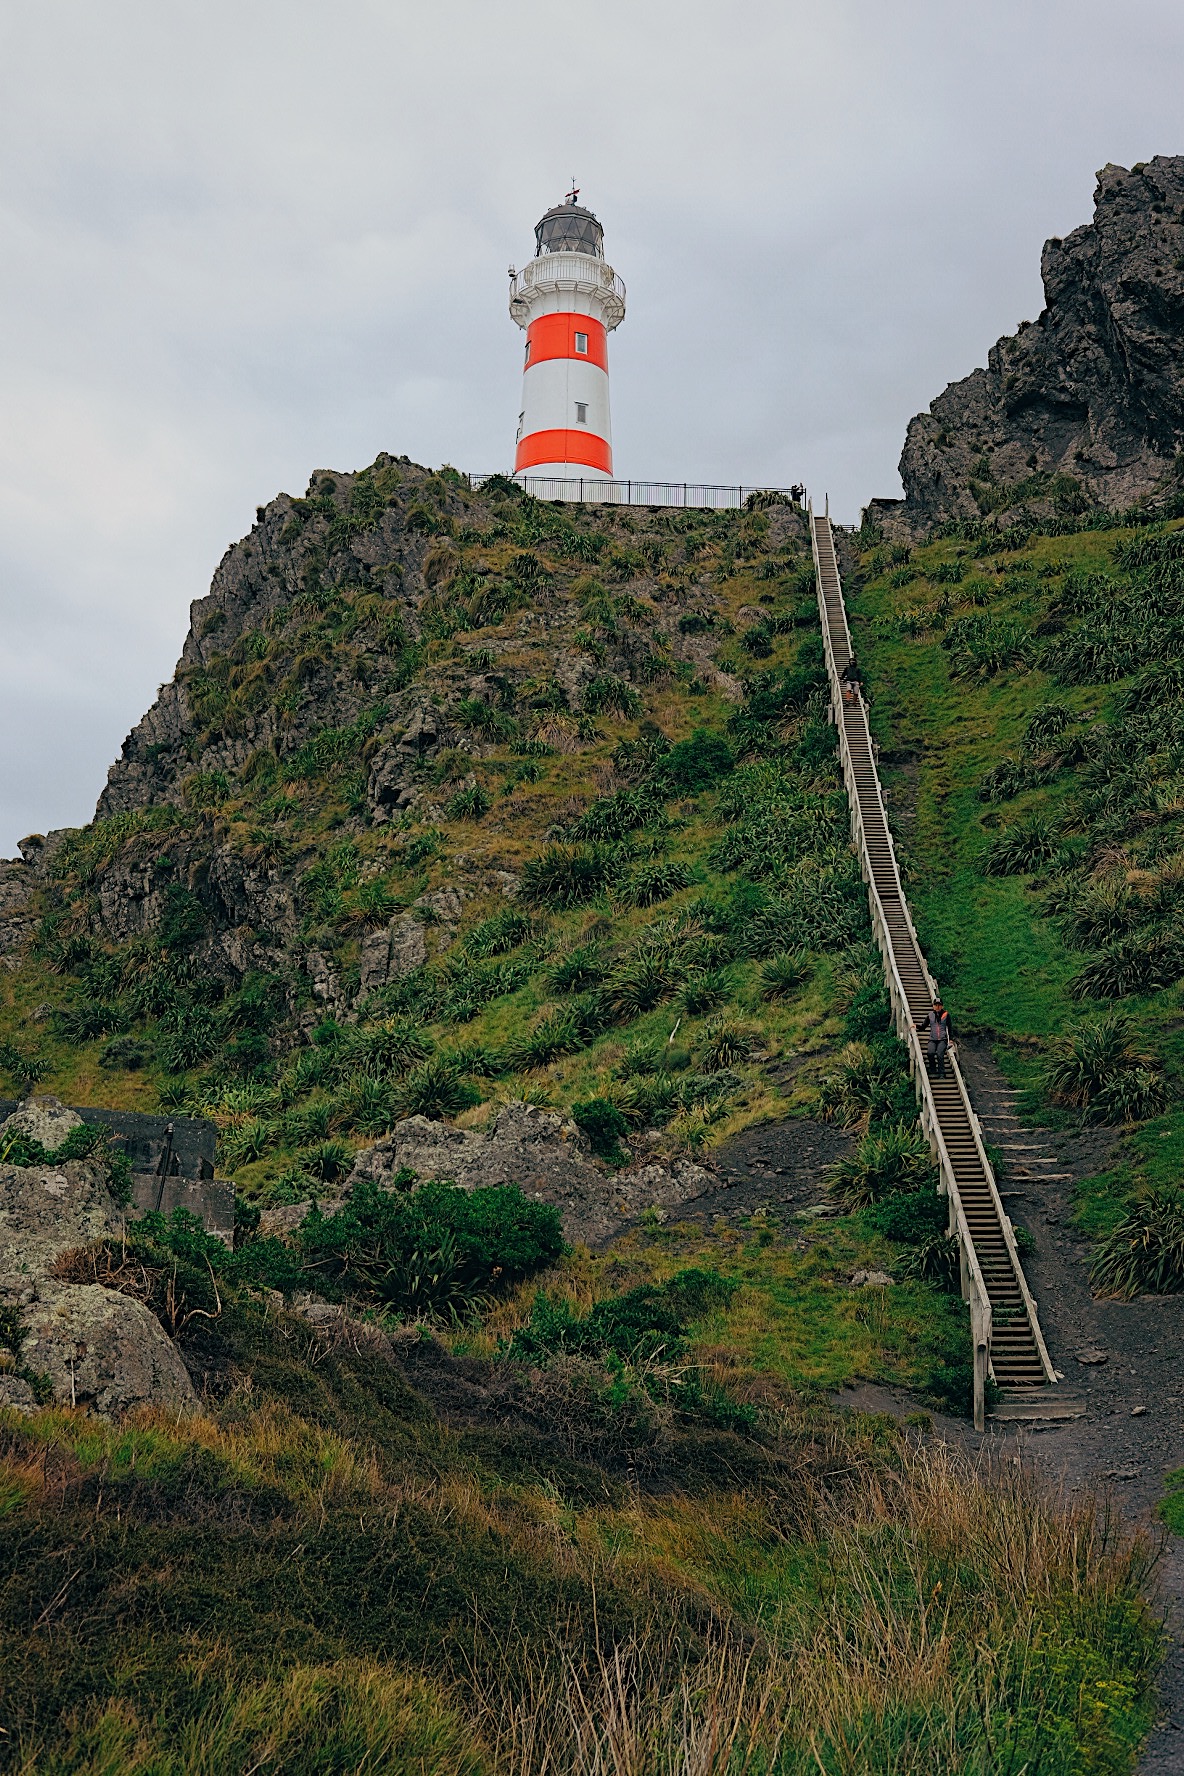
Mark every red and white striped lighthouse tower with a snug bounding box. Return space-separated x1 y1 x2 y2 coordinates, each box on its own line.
509 190 626 489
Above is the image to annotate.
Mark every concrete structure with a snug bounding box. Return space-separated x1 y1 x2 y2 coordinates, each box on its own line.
0 1101 233 1239
509 191 626 488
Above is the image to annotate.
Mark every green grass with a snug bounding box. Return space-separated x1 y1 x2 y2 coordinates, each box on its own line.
0 1241 1161 1773
1162 1468 1184 1537
852 513 1184 1249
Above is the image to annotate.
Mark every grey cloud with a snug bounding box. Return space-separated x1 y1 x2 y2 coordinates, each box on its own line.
1 0 1182 850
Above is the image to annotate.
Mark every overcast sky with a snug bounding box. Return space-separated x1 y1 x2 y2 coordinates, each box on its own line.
1 0 1181 854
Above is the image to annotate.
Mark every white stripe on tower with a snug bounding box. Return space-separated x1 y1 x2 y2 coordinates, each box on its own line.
508 192 625 487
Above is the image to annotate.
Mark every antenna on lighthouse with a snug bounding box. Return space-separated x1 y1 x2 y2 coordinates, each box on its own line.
566 181 579 204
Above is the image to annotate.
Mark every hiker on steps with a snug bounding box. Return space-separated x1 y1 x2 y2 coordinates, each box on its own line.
927 999 952 1078
840 656 863 706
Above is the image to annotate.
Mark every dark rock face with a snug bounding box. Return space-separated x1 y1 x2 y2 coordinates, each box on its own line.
885 159 1184 535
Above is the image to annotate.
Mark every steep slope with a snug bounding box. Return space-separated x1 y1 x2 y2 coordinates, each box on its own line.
850 502 1184 1285
877 157 1184 536
0 464 876 1195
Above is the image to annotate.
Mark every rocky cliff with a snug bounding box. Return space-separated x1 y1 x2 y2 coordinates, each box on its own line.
878 156 1184 536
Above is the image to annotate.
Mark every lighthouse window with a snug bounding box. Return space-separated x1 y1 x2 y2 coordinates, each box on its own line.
575 402 588 425
574 331 588 354
524 340 531 362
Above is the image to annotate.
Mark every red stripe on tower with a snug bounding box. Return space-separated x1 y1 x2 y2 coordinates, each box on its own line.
525 313 609 372
508 192 625 492
515 429 613 475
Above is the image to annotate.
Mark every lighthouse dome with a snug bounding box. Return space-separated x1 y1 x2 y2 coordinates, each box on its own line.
534 202 604 259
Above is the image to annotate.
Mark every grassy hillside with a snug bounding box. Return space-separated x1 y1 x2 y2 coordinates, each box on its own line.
850 496 1184 1287
2 467 853 1184
0 468 1169 1770
0 1235 1161 1774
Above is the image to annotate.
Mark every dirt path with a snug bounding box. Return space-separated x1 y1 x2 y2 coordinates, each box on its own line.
684 1117 853 1224
951 1036 1184 1770
702 1083 1183 1766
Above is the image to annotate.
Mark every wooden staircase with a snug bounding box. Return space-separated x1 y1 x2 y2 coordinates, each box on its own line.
811 512 1055 1422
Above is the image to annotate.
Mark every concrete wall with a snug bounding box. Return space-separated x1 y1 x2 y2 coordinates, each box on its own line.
0 1101 234 1239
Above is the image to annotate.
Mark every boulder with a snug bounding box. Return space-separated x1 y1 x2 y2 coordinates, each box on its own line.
19 1282 198 1417
0 1098 200 1419
1 1094 83 1151
357 914 428 996
345 1101 717 1247
0 1157 119 1282
0 1375 37 1411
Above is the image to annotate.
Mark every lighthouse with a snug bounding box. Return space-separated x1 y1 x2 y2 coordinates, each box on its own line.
509 190 626 489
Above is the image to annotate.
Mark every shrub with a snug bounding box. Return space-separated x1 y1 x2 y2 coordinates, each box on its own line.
583 674 642 717
655 729 734 793
219 1117 278 1167
569 786 665 841
1091 1188 1184 1298
675 969 731 1015
507 1268 736 1365
521 845 611 907
605 951 683 1020
300 1178 564 1317
334 1075 397 1137
298 1138 354 1182
571 1096 629 1164
445 783 491 821
817 1039 915 1129
1026 701 1073 743
50 999 127 1043
349 1017 435 1078
1068 936 1184 1000
502 1010 585 1072
461 910 532 959
547 944 605 993
977 757 1032 803
1044 1010 1169 1123
615 861 694 908
98 1034 149 1072
157 1005 220 1070
863 1189 960 1291
699 1018 755 1073
758 949 811 1000
981 816 1061 875
399 1055 481 1120
944 616 1029 680
863 1187 946 1245
827 1122 936 1208
0 1041 48 1094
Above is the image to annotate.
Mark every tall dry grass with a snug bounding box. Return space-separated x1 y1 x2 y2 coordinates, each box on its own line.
467 1441 1161 1776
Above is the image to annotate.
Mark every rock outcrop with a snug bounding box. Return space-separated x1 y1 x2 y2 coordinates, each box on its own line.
0 1098 198 1418
344 1100 715 1247
262 1102 717 1248
878 158 1184 536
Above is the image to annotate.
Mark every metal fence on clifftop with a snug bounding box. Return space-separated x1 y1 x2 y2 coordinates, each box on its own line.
468 473 805 510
